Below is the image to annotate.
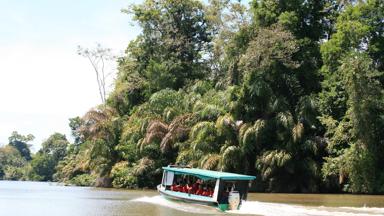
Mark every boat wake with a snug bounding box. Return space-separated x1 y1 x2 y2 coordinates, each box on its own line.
132 195 220 214
228 201 384 216
133 196 384 216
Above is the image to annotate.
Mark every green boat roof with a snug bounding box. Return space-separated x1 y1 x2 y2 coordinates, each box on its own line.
163 166 256 181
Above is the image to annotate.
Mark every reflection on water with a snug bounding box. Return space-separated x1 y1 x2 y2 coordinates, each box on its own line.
1 181 384 216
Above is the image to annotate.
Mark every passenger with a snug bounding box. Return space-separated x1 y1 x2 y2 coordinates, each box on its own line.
178 179 185 193
208 187 214 197
176 183 182 192
202 186 209 196
182 183 188 193
186 181 193 194
192 179 200 193
195 184 204 195
171 184 178 191
173 179 179 191
174 180 181 192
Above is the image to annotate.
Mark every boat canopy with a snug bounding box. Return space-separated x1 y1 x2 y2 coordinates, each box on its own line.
163 167 256 181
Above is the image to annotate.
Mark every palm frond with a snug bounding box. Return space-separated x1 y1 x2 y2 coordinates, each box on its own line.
258 150 292 171
200 154 221 170
221 146 242 171
143 120 168 145
238 123 251 144
276 111 294 130
79 106 117 140
190 121 217 152
216 114 237 143
292 123 304 143
133 157 155 176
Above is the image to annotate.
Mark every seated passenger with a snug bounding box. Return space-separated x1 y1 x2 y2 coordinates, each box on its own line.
195 185 204 195
182 185 188 193
202 186 210 196
176 184 182 192
186 182 194 194
208 187 214 197
171 184 178 191
192 179 200 193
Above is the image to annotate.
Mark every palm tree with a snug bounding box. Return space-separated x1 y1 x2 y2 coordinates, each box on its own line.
142 114 192 153
77 106 121 185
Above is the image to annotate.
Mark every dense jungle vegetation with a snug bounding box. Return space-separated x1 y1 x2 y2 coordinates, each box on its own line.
1 0 384 194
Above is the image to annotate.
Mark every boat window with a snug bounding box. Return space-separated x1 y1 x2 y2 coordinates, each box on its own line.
168 174 215 197
161 171 166 186
164 171 174 186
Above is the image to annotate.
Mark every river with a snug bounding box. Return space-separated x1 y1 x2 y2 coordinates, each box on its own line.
1 181 383 216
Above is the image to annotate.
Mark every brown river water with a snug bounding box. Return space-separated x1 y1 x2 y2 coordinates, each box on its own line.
1 181 383 216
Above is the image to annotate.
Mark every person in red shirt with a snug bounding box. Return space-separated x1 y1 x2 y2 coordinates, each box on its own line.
171 184 177 191
182 185 187 193
207 186 214 197
202 185 210 196
191 179 201 194
176 183 182 192
183 181 193 194
195 184 204 195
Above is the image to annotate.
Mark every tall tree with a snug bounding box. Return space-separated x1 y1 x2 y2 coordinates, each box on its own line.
8 131 34 161
320 0 384 193
0 145 27 180
124 0 212 91
69 116 83 146
30 133 70 181
78 44 115 103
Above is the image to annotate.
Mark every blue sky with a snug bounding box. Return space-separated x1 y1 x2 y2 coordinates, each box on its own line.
0 0 141 151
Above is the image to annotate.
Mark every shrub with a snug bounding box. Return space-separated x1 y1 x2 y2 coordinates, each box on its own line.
69 174 96 186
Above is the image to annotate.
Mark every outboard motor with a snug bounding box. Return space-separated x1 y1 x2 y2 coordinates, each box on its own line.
228 186 240 210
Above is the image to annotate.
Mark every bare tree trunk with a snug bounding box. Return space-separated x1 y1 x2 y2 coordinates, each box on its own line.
78 44 114 104
86 55 105 103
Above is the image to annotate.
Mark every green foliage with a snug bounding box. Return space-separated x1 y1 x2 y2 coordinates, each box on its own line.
125 0 212 91
69 117 83 146
215 114 237 144
28 133 70 181
221 145 243 172
30 153 55 181
7 0 381 194
148 89 185 115
251 0 326 41
190 121 218 153
3 166 25 180
54 144 91 182
319 1 384 194
107 73 148 116
40 133 69 161
69 174 96 187
0 140 29 180
111 161 138 188
322 52 384 193
8 131 34 161
132 157 160 188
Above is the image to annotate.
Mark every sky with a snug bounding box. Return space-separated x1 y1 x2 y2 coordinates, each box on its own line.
0 0 141 151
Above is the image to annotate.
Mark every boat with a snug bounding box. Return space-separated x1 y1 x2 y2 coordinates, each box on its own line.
157 165 256 211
